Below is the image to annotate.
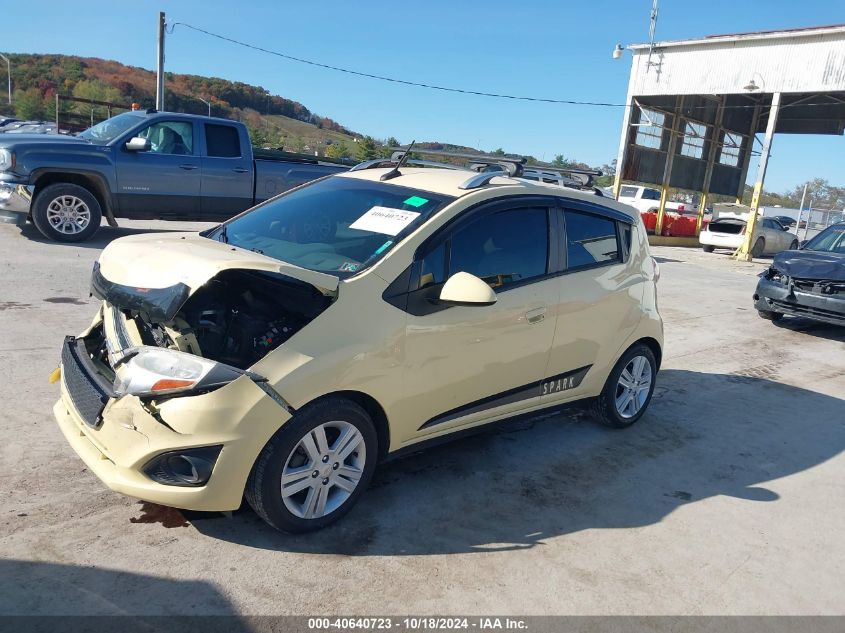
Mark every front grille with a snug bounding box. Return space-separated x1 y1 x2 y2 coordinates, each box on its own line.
61 336 114 429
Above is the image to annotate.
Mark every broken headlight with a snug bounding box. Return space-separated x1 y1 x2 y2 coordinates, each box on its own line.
113 346 244 397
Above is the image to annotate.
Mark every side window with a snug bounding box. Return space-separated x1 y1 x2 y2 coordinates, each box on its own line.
620 223 633 259
448 208 548 289
564 210 621 270
419 242 446 288
205 124 241 158
136 121 193 155
643 189 661 201
619 186 639 198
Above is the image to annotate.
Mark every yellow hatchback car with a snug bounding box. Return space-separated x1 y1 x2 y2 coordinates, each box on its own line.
54 155 663 532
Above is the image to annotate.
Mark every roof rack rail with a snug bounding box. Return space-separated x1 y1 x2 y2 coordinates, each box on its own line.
386 147 526 177
348 146 604 193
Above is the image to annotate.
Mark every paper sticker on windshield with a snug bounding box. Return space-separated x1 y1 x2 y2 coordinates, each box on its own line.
350 206 420 236
403 195 429 208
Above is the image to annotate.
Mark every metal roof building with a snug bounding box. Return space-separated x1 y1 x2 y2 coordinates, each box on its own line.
612 23 845 258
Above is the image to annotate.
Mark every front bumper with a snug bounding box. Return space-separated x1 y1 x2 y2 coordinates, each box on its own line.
54 338 293 512
0 183 33 223
754 277 845 327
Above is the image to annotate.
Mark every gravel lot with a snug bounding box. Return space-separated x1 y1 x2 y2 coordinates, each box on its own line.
0 219 843 616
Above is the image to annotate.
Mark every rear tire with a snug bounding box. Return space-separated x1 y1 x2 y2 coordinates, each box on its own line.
245 397 377 533
757 309 783 322
702 245 715 253
591 344 657 429
751 237 765 258
32 183 102 243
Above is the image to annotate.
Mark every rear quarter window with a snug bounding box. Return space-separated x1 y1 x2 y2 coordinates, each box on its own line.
205 124 242 158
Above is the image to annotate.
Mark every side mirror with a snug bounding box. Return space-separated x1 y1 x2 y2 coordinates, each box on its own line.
438 272 497 306
125 136 151 152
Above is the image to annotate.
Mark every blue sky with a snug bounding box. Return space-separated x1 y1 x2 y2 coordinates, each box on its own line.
2 0 843 193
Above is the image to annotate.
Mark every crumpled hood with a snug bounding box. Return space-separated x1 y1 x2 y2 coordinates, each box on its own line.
771 249 845 281
98 232 340 295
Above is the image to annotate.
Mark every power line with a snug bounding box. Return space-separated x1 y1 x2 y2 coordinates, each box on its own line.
169 21 844 112
168 21 625 107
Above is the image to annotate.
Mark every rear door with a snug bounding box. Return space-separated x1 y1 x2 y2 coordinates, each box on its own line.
542 203 639 404
200 122 254 219
115 119 200 218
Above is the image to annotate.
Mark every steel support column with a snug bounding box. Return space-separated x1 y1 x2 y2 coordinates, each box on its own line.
612 96 635 199
655 96 683 235
737 93 781 261
697 97 725 235
735 104 761 204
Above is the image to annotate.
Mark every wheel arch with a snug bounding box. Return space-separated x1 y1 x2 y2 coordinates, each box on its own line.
32 171 116 226
302 390 391 461
630 336 662 371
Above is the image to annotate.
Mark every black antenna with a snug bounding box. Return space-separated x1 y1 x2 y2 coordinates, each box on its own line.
380 140 416 181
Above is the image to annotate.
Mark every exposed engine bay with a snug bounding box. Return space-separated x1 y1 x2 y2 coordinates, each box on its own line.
122 269 332 369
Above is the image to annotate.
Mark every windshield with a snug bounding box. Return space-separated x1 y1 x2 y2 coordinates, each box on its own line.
804 224 845 254
205 176 454 275
78 112 145 143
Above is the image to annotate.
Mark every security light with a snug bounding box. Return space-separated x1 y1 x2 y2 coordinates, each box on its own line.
612 44 624 59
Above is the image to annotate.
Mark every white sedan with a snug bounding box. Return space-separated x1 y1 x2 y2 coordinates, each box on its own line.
700 217 799 257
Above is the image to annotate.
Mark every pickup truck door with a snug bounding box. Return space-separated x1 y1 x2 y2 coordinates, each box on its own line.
115 119 200 218
199 122 254 220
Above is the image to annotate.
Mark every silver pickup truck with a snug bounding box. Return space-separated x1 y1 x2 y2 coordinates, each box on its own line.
0 110 349 242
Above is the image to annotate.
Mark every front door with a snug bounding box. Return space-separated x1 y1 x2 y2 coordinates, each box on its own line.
393 202 559 444
115 120 200 218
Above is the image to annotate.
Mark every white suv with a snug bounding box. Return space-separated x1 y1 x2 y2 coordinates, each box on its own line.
54 157 664 532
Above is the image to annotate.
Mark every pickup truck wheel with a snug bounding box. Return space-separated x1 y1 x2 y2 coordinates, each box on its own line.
245 397 377 533
32 183 102 242
702 245 715 253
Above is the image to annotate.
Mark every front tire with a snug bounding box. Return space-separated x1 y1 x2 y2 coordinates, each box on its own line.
789 240 799 250
245 397 377 533
32 183 102 242
702 245 715 253
591 344 657 429
751 237 765 258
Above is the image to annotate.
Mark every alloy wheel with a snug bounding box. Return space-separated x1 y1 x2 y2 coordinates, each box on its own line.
615 355 653 419
280 421 366 519
46 195 91 235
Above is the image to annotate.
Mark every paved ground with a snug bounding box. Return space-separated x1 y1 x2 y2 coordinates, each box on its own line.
0 219 843 616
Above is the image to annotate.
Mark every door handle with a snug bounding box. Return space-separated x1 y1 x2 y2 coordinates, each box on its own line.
232 167 249 173
178 164 198 170
525 307 546 324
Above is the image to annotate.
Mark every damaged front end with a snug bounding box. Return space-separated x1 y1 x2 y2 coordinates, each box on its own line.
87 261 333 403
754 263 845 326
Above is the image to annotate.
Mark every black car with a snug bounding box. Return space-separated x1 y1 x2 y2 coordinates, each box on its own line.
772 215 797 228
754 222 845 326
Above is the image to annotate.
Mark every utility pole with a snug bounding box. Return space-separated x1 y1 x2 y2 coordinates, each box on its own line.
155 12 166 111
0 53 11 106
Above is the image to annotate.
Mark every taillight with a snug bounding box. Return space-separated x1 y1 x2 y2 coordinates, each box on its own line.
678 204 685 211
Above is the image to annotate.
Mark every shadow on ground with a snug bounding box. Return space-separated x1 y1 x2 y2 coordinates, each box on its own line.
0 559 239 618
771 316 845 343
15 222 196 250
186 369 844 555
